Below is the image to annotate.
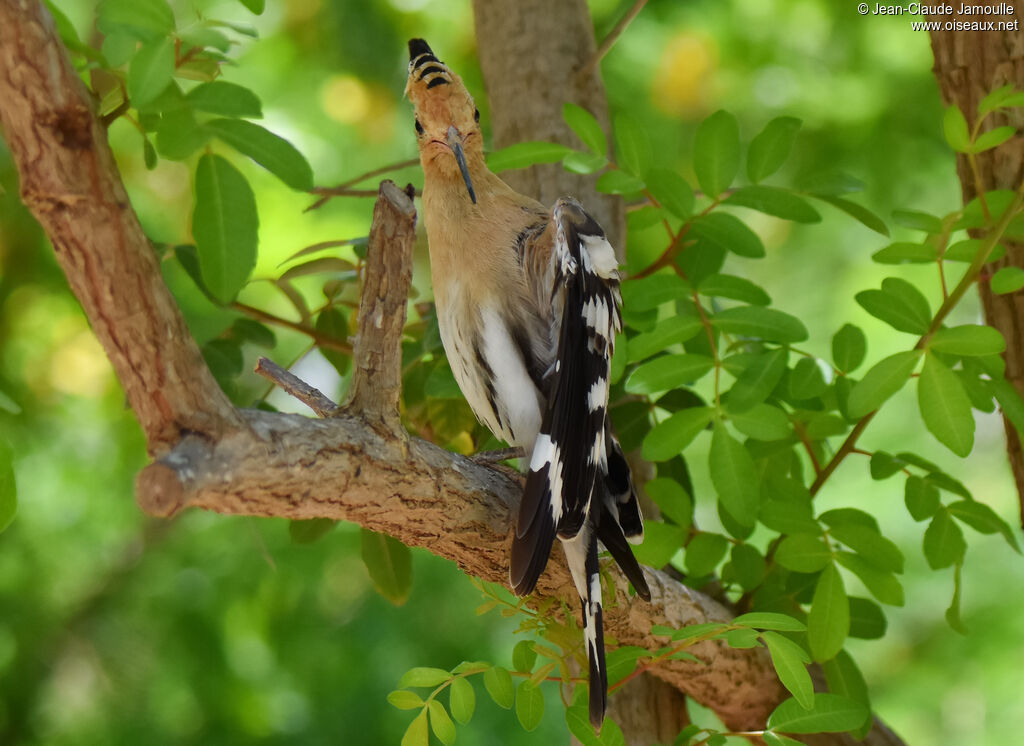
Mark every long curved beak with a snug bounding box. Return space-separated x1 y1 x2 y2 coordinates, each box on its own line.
446 125 476 204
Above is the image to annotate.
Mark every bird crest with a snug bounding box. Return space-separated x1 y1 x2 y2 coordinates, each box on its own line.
406 39 481 203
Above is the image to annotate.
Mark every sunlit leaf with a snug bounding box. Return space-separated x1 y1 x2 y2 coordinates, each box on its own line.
747 116 801 183
486 142 572 172
726 185 821 223
127 37 174 107
694 110 740 197
918 353 975 457
192 154 258 303
928 325 1005 356
483 666 514 709
776 534 831 573
204 118 314 190
846 350 922 418
942 105 970 153
514 680 544 731
767 693 869 734
762 631 813 708
709 422 759 526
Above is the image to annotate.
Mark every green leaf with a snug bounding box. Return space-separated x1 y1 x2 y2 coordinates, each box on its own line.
726 186 821 223
823 650 870 715
229 318 276 348
723 627 761 648
684 532 729 577
631 521 685 567
698 273 770 305
871 241 936 264
828 524 904 573
713 307 808 343
729 403 791 441
767 693 869 734
788 357 827 400
846 350 922 418
973 125 1015 153
562 151 608 174
855 278 931 334
835 552 904 606
729 544 767 590
204 118 313 191
192 154 258 304
944 238 1006 262
947 500 1020 552
178 26 231 52
819 508 879 531
399 667 451 689
918 353 975 457
735 612 805 632
486 142 572 172
315 308 351 376
428 700 456 746
620 273 690 312
236 0 265 12
0 442 16 534
942 105 970 153
709 422 759 526
627 315 703 363
186 81 263 118
645 478 692 528
831 324 867 374
388 690 426 710
762 631 813 708
448 677 475 724
642 406 712 462
775 534 831 573
946 562 967 634
515 680 544 731
646 168 694 219
904 475 940 522
807 563 849 662
892 208 944 234
929 325 1006 356
694 110 740 197
605 646 646 687
288 518 336 544
128 37 175 108
812 195 890 236
626 354 714 395
563 103 607 155
596 170 645 195
156 106 209 160
0 390 20 415
402 709 429 746
991 377 1024 441
512 640 537 673
747 116 801 183
979 84 1016 115
615 113 652 177
991 266 1024 294
361 528 413 606
690 211 766 258
726 348 789 413
483 666 514 709
848 597 887 639
924 508 966 570
98 0 175 40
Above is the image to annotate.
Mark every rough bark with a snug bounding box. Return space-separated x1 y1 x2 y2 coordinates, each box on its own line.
472 0 625 250
0 0 241 453
0 1 906 744
930 11 1024 525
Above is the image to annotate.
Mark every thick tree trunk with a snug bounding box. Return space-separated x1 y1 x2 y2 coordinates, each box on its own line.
473 0 625 250
930 11 1024 526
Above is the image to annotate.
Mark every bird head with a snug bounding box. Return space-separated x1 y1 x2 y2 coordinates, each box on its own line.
406 38 481 204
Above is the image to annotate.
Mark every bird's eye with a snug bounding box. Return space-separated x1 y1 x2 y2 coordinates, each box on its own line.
474 108 480 123
415 119 424 135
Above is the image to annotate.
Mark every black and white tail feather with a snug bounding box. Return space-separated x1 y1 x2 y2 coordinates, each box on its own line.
509 199 651 730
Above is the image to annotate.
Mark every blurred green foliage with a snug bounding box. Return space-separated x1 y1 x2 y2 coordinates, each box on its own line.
1 0 1022 744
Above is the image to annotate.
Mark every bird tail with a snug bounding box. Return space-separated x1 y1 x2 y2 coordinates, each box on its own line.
563 528 608 730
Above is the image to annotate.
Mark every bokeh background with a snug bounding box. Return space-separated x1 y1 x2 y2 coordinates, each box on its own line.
1 0 1021 743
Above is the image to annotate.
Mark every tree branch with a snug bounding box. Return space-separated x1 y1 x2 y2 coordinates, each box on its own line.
0 0 240 453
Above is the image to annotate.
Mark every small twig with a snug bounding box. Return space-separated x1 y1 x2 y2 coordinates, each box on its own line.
334 158 421 191
254 357 338 417
578 0 648 78
306 184 423 212
231 301 352 354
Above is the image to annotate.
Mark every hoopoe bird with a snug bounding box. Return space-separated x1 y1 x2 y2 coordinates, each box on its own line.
406 39 651 729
